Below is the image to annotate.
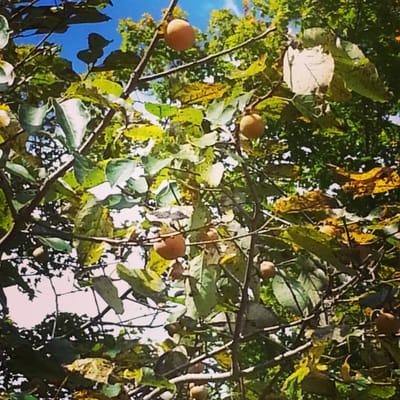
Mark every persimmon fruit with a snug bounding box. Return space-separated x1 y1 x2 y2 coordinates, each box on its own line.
165 19 195 51
154 231 186 260
239 113 265 139
190 385 207 400
32 246 47 262
260 261 276 280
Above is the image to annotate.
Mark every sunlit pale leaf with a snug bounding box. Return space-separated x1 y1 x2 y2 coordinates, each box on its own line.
65 358 113 384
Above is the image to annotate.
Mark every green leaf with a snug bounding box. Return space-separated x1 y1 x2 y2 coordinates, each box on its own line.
0 15 10 50
144 156 173 176
18 104 48 133
302 27 335 48
298 268 327 306
283 226 353 274
74 154 105 189
91 79 123 97
230 54 267 80
54 98 90 150
5 162 36 183
36 236 72 253
124 125 165 142
272 275 310 316
106 159 136 187
93 276 124 315
145 103 178 119
191 132 218 148
117 264 165 301
74 197 113 266
186 253 219 318
201 162 224 187
363 384 396 399
136 367 176 392
155 181 180 207
332 39 389 102
126 177 148 194
102 383 122 398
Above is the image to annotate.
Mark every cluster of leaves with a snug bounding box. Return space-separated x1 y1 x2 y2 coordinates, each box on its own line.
0 0 399 399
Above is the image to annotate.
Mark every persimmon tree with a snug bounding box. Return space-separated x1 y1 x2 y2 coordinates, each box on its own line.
0 0 399 399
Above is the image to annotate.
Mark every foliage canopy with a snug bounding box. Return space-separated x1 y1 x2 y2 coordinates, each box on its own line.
0 0 399 399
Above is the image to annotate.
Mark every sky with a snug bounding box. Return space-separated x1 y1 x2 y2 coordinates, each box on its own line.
6 0 242 333
21 0 242 71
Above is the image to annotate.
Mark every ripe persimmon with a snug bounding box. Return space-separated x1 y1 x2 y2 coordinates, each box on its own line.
165 19 195 51
154 231 186 260
260 261 276 280
239 113 265 139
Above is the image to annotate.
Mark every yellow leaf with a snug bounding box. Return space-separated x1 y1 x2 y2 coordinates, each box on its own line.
273 190 336 214
333 166 400 198
124 125 165 142
173 82 228 105
65 358 114 384
214 351 232 370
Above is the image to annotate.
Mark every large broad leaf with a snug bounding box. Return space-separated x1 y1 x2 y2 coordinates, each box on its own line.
54 98 90 150
230 54 267 80
201 162 224 187
93 276 124 315
299 268 327 306
5 162 36 183
136 367 176 392
0 61 15 92
65 358 113 384
272 275 310 316
173 82 228 105
145 103 178 119
283 226 353 274
283 46 334 95
186 253 219 318
144 156 173 176
18 104 48 133
302 27 335 48
106 159 136 187
155 181 180 207
332 39 389 102
0 15 9 50
117 264 165 301
74 154 105 189
74 197 113 266
90 78 123 97
173 108 204 125
36 236 72 253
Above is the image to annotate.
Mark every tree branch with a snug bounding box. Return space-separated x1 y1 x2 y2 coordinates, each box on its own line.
139 26 277 83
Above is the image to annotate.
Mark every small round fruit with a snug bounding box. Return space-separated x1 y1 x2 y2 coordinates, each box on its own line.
188 362 205 373
260 261 276 280
169 261 185 280
165 19 195 51
32 246 47 262
154 232 186 260
190 385 207 400
239 113 265 139
376 312 400 335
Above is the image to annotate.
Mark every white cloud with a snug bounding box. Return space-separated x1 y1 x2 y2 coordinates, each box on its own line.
223 0 241 16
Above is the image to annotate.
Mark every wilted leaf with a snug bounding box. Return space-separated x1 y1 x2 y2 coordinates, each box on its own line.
74 197 113 266
283 46 334 95
93 276 124 315
273 191 337 214
334 166 400 198
65 358 113 384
